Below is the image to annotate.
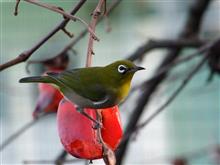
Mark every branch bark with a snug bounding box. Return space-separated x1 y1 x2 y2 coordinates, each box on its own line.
116 0 212 164
23 0 99 41
127 39 206 61
84 0 116 164
137 54 208 133
54 150 68 165
0 0 87 71
86 0 105 67
52 0 122 65
96 111 116 165
0 113 47 151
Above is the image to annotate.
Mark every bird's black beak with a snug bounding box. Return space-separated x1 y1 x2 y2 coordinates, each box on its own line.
136 66 145 71
130 66 145 72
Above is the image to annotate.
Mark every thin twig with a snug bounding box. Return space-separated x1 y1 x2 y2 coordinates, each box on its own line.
96 110 116 165
84 1 116 164
116 0 212 163
140 144 219 164
62 27 74 38
14 0 21 16
23 0 99 41
136 55 208 131
48 1 122 164
120 46 211 147
141 39 218 85
54 0 122 62
0 0 87 71
0 113 47 151
54 150 68 165
23 158 82 164
127 39 206 61
86 0 105 67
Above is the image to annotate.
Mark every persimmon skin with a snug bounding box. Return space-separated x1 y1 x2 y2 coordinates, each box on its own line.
32 70 63 119
57 99 123 160
38 83 63 113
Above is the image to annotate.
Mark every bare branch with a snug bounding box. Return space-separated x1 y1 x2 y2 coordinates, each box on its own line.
142 144 219 164
127 38 206 61
116 0 213 164
54 150 68 165
14 0 21 16
119 38 220 148
0 113 47 151
62 27 74 38
54 0 122 63
83 0 116 163
86 0 105 67
136 55 208 131
23 158 82 164
23 0 99 41
0 0 87 71
96 111 116 165
141 39 217 85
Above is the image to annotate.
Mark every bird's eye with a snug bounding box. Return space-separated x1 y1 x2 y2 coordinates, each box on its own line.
118 65 127 74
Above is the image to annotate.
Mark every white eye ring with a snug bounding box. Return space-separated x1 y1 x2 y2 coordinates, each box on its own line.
118 65 127 74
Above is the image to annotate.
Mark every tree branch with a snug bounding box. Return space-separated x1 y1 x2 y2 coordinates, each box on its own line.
0 0 87 71
0 113 47 151
23 158 82 164
83 0 116 164
120 39 216 107
54 150 68 165
136 55 208 132
96 111 116 165
119 37 220 149
23 0 99 41
52 0 122 64
86 0 105 67
14 0 21 16
127 38 206 61
116 0 212 164
140 144 219 165
141 39 218 85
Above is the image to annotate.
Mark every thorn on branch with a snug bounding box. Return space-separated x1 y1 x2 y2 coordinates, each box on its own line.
91 50 95 55
62 27 74 38
41 0 121 70
14 0 21 16
19 52 30 61
57 6 68 20
23 0 98 40
86 0 105 67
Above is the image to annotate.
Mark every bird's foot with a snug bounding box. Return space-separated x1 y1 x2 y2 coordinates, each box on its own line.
76 107 102 129
92 122 103 129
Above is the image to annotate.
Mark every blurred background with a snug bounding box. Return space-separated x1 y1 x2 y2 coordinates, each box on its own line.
0 0 219 164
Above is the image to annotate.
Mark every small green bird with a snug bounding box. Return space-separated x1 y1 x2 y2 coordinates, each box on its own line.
19 60 144 127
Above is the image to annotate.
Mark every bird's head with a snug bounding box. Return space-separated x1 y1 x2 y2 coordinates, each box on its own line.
104 60 145 86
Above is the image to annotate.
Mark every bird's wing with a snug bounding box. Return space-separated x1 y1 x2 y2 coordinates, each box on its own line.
47 68 107 102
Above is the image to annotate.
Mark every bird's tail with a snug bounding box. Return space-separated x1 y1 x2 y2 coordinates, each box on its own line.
19 76 52 83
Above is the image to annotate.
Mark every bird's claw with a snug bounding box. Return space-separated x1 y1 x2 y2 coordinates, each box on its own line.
92 122 103 129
